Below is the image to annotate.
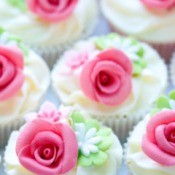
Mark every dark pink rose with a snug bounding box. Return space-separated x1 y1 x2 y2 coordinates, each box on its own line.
16 119 78 175
0 45 24 101
80 48 133 106
141 0 175 10
27 0 78 22
142 110 175 166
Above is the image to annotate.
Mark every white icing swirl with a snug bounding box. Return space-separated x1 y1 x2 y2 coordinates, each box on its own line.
101 0 175 43
0 0 98 46
51 38 167 117
0 50 50 124
4 131 122 175
126 115 175 175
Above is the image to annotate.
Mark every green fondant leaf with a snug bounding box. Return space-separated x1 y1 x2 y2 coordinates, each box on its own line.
18 43 29 57
170 90 175 100
78 155 92 167
71 111 85 124
133 63 142 76
0 28 4 34
85 119 100 131
97 128 112 137
90 151 108 166
139 59 147 68
107 33 118 40
97 136 112 151
156 96 170 109
8 0 27 11
137 47 144 58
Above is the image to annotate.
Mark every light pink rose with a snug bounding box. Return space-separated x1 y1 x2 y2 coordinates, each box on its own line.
142 110 175 166
141 0 175 10
27 0 78 22
16 118 78 175
66 43 95 70
80 48 133 106
0 45 24 101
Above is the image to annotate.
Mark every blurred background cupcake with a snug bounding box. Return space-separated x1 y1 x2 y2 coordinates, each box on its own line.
101 0 175 61
125 90 175 175
51 33 167 142
0 0 99 67
4 102 123 175
0 29 50 147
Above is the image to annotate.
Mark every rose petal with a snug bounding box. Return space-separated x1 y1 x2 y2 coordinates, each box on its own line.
0 69 24 101
146 110 175 143
0 55 15 87
142 134 175 166
155 125 175 155
141 0 175 9
38 0 57 12
0 45 24 69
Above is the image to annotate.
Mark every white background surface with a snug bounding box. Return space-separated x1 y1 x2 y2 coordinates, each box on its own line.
0 8 172 175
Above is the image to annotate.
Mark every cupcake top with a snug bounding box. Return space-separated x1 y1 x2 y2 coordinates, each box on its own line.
4 101 123 175
0 29 50 124
51 33 167 117
126 90 175 175
0 0 98 46
101 0 175 43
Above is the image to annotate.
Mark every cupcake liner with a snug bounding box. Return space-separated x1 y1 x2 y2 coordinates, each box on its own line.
108 21 175 62
92 109 149 144
28 16 99 69
170 53 175 86
0 117 24 147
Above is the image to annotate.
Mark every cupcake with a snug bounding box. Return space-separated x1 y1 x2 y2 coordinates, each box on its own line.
101 0 175 61
4 101 123 175
51 33 167 142
0 0 98 67
0 29 50 147
125 90 175 175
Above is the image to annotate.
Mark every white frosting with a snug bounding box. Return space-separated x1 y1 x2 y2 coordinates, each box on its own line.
51 38 167 117
0 50 50 124
0 0 98 46
126 115 175 175
101 0 175 43
4 131 122 175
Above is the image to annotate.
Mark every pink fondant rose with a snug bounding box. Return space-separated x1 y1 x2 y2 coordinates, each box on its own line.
141 0 175 10
27 0 78 22
142 110 175 166
16 118 78 175
80 48 133 106
0 45 24 101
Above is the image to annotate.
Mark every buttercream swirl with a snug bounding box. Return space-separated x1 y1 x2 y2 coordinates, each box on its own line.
0 0 98 46
101 0 175 43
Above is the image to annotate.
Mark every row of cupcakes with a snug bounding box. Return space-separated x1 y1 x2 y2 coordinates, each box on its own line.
0 0 175 68
2 90 175 175
0 30 170 147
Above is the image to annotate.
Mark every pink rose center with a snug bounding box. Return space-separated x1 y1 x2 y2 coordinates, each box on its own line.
99 71 111 86
48 0 59 5
164 123 175 142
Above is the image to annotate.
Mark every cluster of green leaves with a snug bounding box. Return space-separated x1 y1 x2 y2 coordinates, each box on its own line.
71 111 113 167
7 0 27 11
151 90 175 115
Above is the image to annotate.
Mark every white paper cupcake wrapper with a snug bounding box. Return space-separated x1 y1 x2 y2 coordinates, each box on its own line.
27 16 99 69
92 109 148 144
0 117 24 147
170 53 175 86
